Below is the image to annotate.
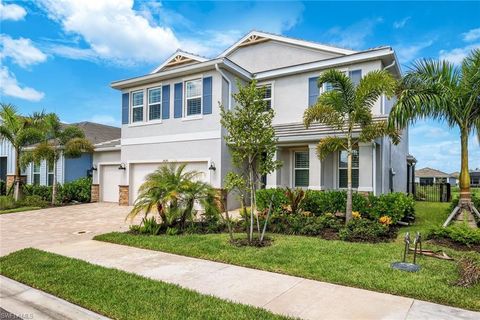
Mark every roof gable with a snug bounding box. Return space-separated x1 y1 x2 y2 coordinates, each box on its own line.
218 30 356 58
415 167 451 178
151 50 208 73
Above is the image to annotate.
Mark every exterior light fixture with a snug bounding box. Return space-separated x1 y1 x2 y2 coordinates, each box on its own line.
118 163 126 170
91 165 97 171
208 162 216 171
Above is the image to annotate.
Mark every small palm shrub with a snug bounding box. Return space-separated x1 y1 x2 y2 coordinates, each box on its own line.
129 217 161 235
0 196 16 210
427 224 480 247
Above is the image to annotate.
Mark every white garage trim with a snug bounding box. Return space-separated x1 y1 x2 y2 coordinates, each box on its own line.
121 131 221 146
98 162 121 203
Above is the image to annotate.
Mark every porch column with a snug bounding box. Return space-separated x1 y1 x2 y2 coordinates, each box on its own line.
266 148 281 188
308 143 322 190
358 142 373 193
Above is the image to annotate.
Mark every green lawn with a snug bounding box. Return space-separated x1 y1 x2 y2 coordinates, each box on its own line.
95 202 480 311
0 206 42 214
0 248 289 320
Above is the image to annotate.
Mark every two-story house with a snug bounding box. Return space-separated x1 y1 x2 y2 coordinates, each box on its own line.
93 31 412 207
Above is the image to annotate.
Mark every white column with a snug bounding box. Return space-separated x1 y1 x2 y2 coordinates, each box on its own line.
308 143 322 190
266 148 281 188
358 142 373 192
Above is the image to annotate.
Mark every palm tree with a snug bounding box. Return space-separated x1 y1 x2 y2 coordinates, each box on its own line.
22 113 94 205
0 104 44 201
304 69 400 222
127 164 218 230
389 49 480 224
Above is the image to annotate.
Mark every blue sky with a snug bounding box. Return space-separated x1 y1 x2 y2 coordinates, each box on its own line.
0 0 479 173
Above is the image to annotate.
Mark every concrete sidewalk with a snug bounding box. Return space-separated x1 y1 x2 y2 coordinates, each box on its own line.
44 240 479 320
0 275 109 320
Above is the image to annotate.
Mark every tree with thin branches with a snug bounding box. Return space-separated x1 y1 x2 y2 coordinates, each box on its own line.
0 104 44 201
304 69 400 223
389 49 480 225
22 113 94 205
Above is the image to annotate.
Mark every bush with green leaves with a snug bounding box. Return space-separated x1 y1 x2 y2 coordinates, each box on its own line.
256 188 289 215
0 196 16 210
57 177 91 203
266 213 342 236
367 192 415 223
22 184 52 201
427 224 480 247
17 195 48 208
339 218 390 242
129 216 161 235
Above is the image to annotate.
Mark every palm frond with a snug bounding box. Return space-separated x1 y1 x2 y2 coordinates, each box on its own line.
303 101 344 130
359 120 401 145
32 141 56 163
59 125 86 145
316 136 346 160
318 69 356 111
63 137 94 157
355 70 397 113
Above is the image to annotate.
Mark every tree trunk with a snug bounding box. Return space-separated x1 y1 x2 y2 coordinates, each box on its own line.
345 138 353 223
51 158 57 206
13 147 22 201
222 195 234 241
459 127 471 204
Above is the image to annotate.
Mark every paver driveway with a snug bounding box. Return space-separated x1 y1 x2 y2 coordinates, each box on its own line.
0 203 133 256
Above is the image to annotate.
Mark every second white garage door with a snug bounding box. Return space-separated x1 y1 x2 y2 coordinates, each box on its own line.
100 164 121 202
130 162 209 204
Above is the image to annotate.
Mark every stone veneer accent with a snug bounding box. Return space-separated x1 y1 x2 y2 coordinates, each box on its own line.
6 175 26 192
119 185 129 206
91 184 99 203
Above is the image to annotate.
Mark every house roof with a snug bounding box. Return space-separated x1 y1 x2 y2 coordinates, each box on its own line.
94 138 121 151
151 49 208 74
415 167 451 178
218 30 357 57
450 171 460 178
71 122 120 145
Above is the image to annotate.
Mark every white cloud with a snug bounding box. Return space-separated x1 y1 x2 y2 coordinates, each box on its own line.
0 35 47 68
393 17 410 29
88 114 119 126
439 43 480 65
396 40 434 63
0 1 27 21
325 18 383 50
36 0 181 65
0 66 45 101
462 27 480 42
46 44 97 61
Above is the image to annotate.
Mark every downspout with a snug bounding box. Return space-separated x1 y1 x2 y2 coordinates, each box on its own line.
383 59 396 190
372 142 376 196
215 63 231 109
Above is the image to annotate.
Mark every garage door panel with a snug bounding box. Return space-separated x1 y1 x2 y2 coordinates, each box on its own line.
130 162 208 204
100 165 121 202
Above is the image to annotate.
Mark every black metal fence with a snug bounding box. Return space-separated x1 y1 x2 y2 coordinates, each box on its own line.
414 182 451 202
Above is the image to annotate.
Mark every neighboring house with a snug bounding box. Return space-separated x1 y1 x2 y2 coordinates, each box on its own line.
450 171 460 187
414 167 457 185
470 169 480 187
24 122 120 186
95 30 410 207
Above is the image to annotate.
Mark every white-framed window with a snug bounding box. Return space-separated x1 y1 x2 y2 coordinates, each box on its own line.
349 69 362 86
294 151 309 187
185 78 202 116
339 149 359 188
148 87 162 121
32 163 40 185
257 83 273 109
47 161 54 186
322 82 334 93
131 90 144 123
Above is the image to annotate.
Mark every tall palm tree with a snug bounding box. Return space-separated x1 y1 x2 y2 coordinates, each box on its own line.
389 49 480 222
22 113 94 205
304 69 400 222
128 164 218 230
0 104 44 201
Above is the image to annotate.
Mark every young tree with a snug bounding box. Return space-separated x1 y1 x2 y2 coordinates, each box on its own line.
22 113 94 205
304 69 400 223
220 80 281 243
0 104 43 201
389 49 480 225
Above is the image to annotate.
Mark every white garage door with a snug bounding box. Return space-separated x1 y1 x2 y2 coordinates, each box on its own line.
130 162 209 204
100 164 121 202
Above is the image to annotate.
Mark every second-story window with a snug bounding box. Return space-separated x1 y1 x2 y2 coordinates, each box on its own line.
148 87 162 121
185 79 202 116
257 83 272 109
32 162 40 185
132 91 144 123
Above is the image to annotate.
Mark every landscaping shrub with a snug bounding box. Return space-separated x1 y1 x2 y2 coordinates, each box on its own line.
17 195 48 208
367 192 415 223
266 213 342 236
302 190 346 215
57 177 91 203
0 196 16 210
339 219 390 242
427 223 480 247
23 184 52 201
0 180 5 195
256 188 288 214
129 216 161 235
454 257 480 287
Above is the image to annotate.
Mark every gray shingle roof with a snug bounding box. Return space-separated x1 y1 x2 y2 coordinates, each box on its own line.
415 167 451 178
69 121 120 145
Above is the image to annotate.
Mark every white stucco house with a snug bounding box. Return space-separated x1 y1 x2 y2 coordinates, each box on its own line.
92 31 411 207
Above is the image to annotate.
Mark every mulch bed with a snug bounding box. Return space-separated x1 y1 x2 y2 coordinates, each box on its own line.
428 238 480 252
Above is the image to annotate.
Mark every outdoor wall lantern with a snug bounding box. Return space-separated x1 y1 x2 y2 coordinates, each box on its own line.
208 162 216 171
118 163 126 170
91 165 97 171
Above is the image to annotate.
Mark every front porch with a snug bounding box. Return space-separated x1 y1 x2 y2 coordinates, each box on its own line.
266 142 381 194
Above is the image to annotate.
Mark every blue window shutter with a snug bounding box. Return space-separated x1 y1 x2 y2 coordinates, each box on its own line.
308 77 319 106
349 70 362 86
174 83 183 118
162 85 170 119
202 76 212 115
122 93 129 124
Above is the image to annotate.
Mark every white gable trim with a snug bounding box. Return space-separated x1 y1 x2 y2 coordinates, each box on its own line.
218 31 356 58
151 51 208 74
